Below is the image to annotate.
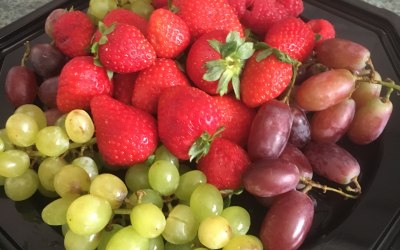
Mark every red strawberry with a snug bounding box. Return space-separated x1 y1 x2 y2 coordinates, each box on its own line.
113 73 138 105
197 138 251 190
307 19 336 46
228 0 303 36
52 10 95 58
213 95 256 147
102 8 148 35
90 95 158 167
173 0 244 40
186 30 254 97
240 53 293 108
157 85 222 160
96 23 156 73
56 56 113 113
146 8 191 59
131 58 190 114
264 17 315 62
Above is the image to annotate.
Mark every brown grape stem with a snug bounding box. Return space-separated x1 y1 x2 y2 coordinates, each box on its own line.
345 177 362 193
68 138 97 150
281 61 302 105
300 177 360 199
21 41 31 66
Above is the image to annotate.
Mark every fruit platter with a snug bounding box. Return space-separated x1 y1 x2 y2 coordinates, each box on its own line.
0 0 400 249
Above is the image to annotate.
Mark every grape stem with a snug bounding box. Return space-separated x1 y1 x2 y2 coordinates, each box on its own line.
300 177 360 199
21 41 31 66
281 62 302 104
113 208 131 215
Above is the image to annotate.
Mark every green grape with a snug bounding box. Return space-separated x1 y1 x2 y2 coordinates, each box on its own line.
0 129 14 151
0 149 30 177
90 173 128 209
97 224 123 250
164 241 197 250
149 235 164 250
175 170 207 202
198 215 232 249
72 156 99 180
4 169 39 201
55 114 67 130
53 164 91 197
125 162 151 192
129 0 154 19
190 184 224 222
64 230 101 250
42 195 78 226
87 0 118 23
15 104 47 129
106 226 149 250
162 204 198 245
127 188 164 209
38 157 67 191
154 145 179 168
65 109 95 143
67 194 112 235
0 138 4 152
148 160 180 196
0 176 6 186
37 183 59 198
6 113 39 147
221 206 250 236
222 235 263 250
35 126 70 157
130 203 166 238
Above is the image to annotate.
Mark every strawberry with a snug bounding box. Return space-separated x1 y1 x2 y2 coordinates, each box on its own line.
90 95 158 167
113 72 138 105
52 10 95 58
228 0 303 36
102 8 148 35
157 85 222 160
213 95 256 147
96 23 156 74
172 0 244 40
56 56 113 113
131 58 190 114
146 8 190 59
186 31 254 97
240 52 293 108
197 138 251 190
307 19 336 46
264 17 315 62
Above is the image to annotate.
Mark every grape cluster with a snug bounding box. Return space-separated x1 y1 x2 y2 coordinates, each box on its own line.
0 105 261 249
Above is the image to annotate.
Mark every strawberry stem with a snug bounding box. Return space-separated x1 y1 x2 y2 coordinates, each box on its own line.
188 126 225 162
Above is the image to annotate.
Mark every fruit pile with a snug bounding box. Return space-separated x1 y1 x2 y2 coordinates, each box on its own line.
1 0 399 249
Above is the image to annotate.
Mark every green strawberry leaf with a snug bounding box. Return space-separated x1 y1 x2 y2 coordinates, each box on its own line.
208 39 222 53
188 127 225 162
237 42 255 60
203 31 255 99
107 69 114 81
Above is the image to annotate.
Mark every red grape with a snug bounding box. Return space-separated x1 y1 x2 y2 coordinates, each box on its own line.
29 43 67 78
315 38 370 72
295 68 355 111
352 81 382 109
260 190 314 250
5 65 38 107
310 99 356 143
288 106 311 148
347 97 392 145
45 8 67 39
242 158 300 198
247 100 293 160
279 143 313 187
303 141 360 185
38 76 59 108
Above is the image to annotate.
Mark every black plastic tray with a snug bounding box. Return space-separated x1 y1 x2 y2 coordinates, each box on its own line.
1 0 400 249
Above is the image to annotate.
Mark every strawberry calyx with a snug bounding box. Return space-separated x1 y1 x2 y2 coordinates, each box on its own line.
188 126 225 162
203 31 255 99
91 21 116 79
